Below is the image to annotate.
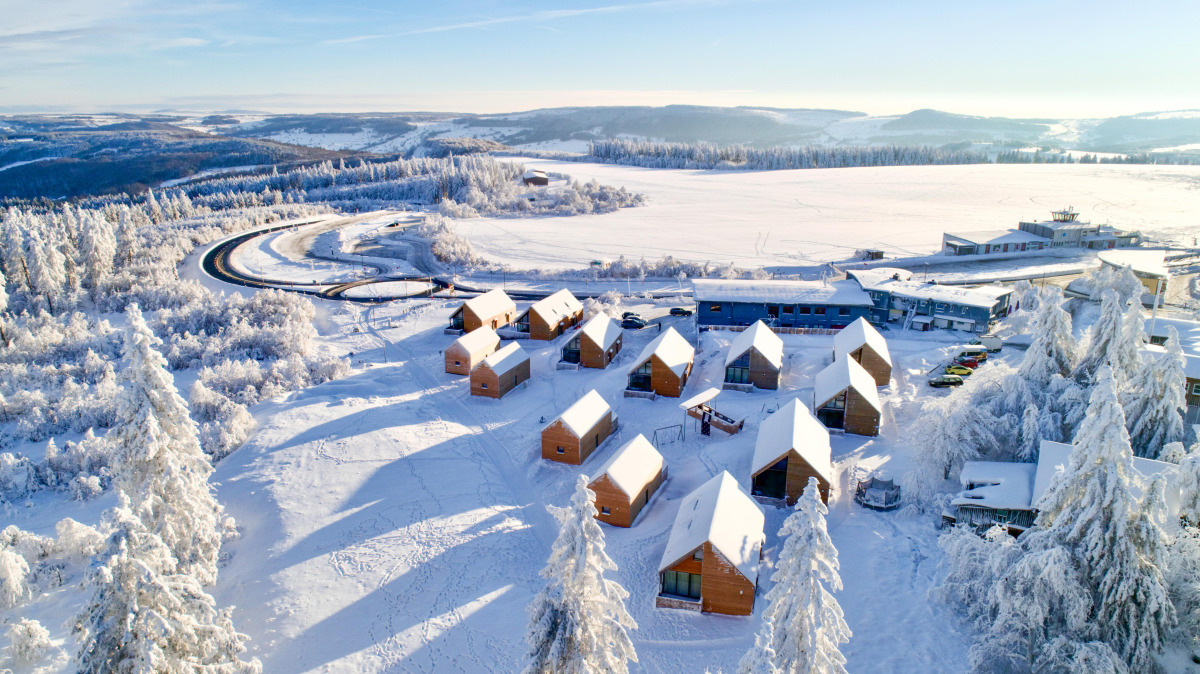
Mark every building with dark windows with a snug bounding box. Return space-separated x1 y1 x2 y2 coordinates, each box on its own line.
691 279 873 329
846 268 1013 334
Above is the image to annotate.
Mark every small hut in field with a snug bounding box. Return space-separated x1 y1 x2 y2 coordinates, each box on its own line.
812 357 881 436
470 342 530 399
522 170 549 186
541 390 616 465
449 289 517 332
627 327 694 398
444 326 500 375
515 289 584 341
832 317 892 386
588 434 665 527
563 313 623 368
723 320 783 390
749 399 832 506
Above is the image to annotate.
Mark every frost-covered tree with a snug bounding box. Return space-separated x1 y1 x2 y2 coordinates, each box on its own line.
1018 288 1077 387
1018 403 1041 462
739 477 850 674
1027 367 1176 671
523 475 637 674
111 304 223 584
1033 637 1130 674
1125 327 1188 459
22 226 66 313
8 617 53 665
1180 449 1200 526
78 212 117 289
0 268 9 346
74 497 260 674
0 545 30 608
1074 290 1139 386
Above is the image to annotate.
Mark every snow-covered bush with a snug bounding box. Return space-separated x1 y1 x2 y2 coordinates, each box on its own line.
0 545 31 608
8 618 52 664
190 381 256 460
582 290 624 320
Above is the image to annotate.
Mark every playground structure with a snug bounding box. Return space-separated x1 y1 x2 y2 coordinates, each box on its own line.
678 388 745 436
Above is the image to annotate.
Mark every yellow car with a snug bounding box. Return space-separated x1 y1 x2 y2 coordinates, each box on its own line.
945 364 974 376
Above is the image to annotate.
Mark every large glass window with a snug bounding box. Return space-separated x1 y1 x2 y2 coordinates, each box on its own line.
662 570 702 599
814 307 826 315
725 352 750 384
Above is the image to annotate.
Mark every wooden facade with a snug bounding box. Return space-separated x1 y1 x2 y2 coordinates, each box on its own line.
642 355 691 398
725 348 780 390
816 388 880 437
661 542 757 616
844 345 891 387
751 449 830 505
580 330 622 369
517 290 584 341
444 328 500 375
449 289 517 333
469 345 530 399
590 468 665 528
541 412 615 465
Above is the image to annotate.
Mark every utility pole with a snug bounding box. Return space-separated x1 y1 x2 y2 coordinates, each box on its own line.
1148 276 1164 340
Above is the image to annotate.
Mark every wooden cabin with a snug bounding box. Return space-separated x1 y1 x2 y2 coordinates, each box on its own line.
564 313 623 368
832 317 892 386
813 357 881 437
589 434 665 527
515 289 584 341
522 170 549 186
470 342 530 399
723 320 783 390
449 289 518 333
656 472 765 616
750 399 832 506
627 327 694 398
541 390 616 465
444 326 500 375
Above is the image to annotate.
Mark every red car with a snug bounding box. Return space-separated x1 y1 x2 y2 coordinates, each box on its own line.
953 356 979 368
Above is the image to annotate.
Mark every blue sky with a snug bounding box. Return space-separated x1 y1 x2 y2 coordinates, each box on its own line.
2 0 1197 117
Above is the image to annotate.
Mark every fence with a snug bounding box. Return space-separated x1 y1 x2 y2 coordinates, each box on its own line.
701 325 839 336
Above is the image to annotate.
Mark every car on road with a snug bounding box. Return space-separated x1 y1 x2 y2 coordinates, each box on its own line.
928 374 965 388
621 317 648 329
945 364 974 376
669 307 694 316
953 356 980 368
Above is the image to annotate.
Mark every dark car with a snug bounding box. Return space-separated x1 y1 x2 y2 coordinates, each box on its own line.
669 307 694 317
621 317 648 329
622 311 641 319
928 374 965 388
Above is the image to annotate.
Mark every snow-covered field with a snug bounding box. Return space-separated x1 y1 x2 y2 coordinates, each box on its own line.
453 160 1200 271
187 297 999 672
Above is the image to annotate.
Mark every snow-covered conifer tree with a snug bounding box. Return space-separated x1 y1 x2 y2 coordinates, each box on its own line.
1033 637 1130 674
1027 367 1176 670
74 496 259 674
1125 327 1187 459
22 226 66 313
523 475 637 674
1110 264 1149 307
111 304 223 584
78 213 117 289
1074 290 1140 386
1018 287 1077 386
1181 449 1200 526
0 268 9 345
739 477 850 674
1018 403 1041 462
8 617 53 664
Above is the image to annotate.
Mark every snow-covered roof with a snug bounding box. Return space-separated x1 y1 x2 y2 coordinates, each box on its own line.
678 387 721 411
752 399 831 482
1140 345 1200 380
658 471 765 582
832 317 891 366
1034 441 1181 516
951 461 1036 510
944 229 1049 246
525 289 583 325
846 267 913 291
813 357 881 411
479 341 528 376
591 434 663 500
523 169 547 179
452 326 500 353
554 390 611 437
1147 316 1200 357
462 288 516 319
628 327 694 377
691 278 873 307
725 320 783 369
1098 249 1169 278
579 313 622 351
864 277 1012 308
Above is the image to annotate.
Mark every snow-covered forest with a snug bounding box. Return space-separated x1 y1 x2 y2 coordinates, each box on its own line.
581 139 992 171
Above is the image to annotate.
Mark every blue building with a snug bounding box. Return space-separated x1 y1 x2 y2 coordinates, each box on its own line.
692 279 874 330
845 268 1013 334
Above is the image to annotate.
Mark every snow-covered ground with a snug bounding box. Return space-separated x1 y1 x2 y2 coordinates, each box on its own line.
452 160 1200 271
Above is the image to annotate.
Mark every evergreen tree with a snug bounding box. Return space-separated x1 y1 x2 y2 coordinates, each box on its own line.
523 476 637 674
1074 290 1139 386
22 226 66 313
1018 288 1077 386
78 213 117 289
1018 403 1041 462
74 496 260 674
0 268 8 346
111 304 224 585
1126 327 1188 459
739 477 850 674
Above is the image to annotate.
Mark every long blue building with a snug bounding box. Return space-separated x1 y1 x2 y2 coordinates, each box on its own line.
692 279 874 329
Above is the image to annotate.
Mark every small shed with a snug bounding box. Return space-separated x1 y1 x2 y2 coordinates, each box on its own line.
750 399 832 505
564 313 623 368
627 327 695 398
679 388 744 436
813 357 881 436
516 289 584 340
444 326 500 375
656 471 765 616
541 390 617 465
724 320 783 390
832 317 892 386
522 169 549 186
470 342 530 399
450 289 518 332
589 434 665 527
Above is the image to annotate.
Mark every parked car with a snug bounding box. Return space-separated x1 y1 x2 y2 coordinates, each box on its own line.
953 356 980 368
958 347 988 361
622 311 642 319
945 364 974 376
928 374 965 388
969 336 1003 353
621 317 648 329
669 307 694 317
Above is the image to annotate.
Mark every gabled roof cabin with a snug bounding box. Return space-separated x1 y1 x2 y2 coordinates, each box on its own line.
450 289 518 332
564 313 623 369
515 289 584 340
444 326 500 375
724 321 783 390
813 357 881 436
750 399 832 505
470 342 530 399
832 317 892 386
541 390 617 465
627 327 694 398
656 472 765 615
589 434 665 528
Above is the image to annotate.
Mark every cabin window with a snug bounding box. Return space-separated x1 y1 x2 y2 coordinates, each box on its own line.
481 383 488 389
813 307 826 315
662 570 702 599
798 307 811 315
601 506 610 515
767 306 779 318
693 549 704 561
753 457 789 499
1150 335 1168 346
556 447 565 454
782 306 793 314
455 360 461 366
709 304 722 313
838 307 850 316
1191 383 1200 396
